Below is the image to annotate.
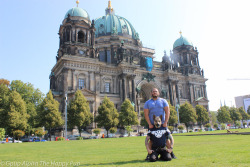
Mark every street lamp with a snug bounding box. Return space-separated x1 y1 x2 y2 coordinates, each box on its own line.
65 92 68 141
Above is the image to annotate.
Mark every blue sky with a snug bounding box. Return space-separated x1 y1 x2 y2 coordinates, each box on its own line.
1 0 250 111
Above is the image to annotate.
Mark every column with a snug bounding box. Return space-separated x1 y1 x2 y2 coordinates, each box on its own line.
175 83 180 104
168 81 173 105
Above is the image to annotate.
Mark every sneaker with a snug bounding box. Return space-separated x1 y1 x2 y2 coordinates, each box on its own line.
145 154 150 161
171 152 177 159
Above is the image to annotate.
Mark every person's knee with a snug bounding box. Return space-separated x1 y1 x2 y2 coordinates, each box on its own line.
162 151 172 161
150 152 158 162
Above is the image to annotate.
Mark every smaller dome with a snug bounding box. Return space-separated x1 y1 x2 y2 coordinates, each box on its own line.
64 7 90 20
173 34 193 49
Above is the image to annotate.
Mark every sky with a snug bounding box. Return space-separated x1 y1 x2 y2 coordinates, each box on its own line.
1 0 250 111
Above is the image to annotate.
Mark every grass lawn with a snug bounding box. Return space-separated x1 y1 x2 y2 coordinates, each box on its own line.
0 130 250 167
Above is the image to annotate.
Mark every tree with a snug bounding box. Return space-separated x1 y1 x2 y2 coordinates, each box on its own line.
210 111 218 126
95 96 119 138
67 90 93 136
0 128 5 141
179 102 197 132
178 125 184 130
10 80 44 128
168 102 178 126
125 125 133 136
35 127 47 141
140 112 148 127
217 106 231 124
0 84 10 128
195 105 209 128
119 98 138 127
7 91 29 134
235 121 241 128
13 130 25 140
238 107 249 127
0 79 10 86
37 90 64 141
247 106 250 115
229 107 242 127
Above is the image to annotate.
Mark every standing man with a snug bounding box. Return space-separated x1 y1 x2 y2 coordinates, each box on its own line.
144 88 170 129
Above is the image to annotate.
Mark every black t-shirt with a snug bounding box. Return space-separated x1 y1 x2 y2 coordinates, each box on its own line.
147 126 168 149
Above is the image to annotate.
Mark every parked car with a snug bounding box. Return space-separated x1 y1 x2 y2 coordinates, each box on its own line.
89 136 98 139
2 138 22 143
29 137 47 142
105 134 116 138
67 135 80 140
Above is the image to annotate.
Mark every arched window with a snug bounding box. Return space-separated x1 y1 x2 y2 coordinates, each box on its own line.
78 31 85 43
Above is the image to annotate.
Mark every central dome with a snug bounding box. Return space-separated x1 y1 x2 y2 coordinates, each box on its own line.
95 1 139 40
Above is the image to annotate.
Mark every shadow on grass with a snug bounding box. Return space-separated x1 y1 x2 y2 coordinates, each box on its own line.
81 159 145 166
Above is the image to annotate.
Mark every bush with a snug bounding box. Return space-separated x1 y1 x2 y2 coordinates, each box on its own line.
0 128 5 141
205 123 211 128
221 123 226 130
13 130 25 140
178 125 184 130
93 129 101 136
57 137 65 141
213 123 218 129
76 137 83 140
235 121 241 128
168 126 174 131
189 130 193 133
109 127 117 134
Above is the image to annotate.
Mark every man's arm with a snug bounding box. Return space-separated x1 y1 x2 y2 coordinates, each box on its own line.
163 106 170 127
144 108 153 128
145 135 154 154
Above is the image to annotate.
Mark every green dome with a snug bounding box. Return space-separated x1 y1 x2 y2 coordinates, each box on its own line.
173 35 193 49
64 7 90 20
95 14 139 40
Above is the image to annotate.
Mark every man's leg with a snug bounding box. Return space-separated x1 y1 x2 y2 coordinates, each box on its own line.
161 150 172 161
149 151 158 162
145 140 153 160
166 140 177 159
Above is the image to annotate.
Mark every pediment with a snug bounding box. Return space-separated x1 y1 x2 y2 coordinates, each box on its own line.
81 88 96 96
195 97 209 102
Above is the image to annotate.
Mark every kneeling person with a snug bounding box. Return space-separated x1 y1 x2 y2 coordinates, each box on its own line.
145 115 172 162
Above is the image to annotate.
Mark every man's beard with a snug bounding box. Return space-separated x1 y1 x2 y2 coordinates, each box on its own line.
152 95 158 98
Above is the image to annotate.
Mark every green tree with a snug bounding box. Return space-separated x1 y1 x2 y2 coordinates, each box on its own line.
195 105 209 128
10 80 44 128
235 121 241 128
125 125 133 136
210 111 218 126
217 106 231 123
119 99 138 127
0 84 10 128
168 101 178 126
229 107 242 128
13 130 25 140
178 125 184 130
7 91 29 134
35 127 47 141
0 128 5 141
179 102 197 132
140 112 148 127
67 90 93 136
0 79 10 86
37 90 64 141
238 107 249 127
247 106 250 115
95 96 119 138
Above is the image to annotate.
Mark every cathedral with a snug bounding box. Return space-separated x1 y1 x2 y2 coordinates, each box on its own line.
50 0 209 125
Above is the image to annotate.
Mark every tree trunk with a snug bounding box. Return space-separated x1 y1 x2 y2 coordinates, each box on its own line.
49 128 51 141
106 128 109 138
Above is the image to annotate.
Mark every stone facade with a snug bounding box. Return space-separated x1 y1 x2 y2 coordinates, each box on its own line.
49 2 209 128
